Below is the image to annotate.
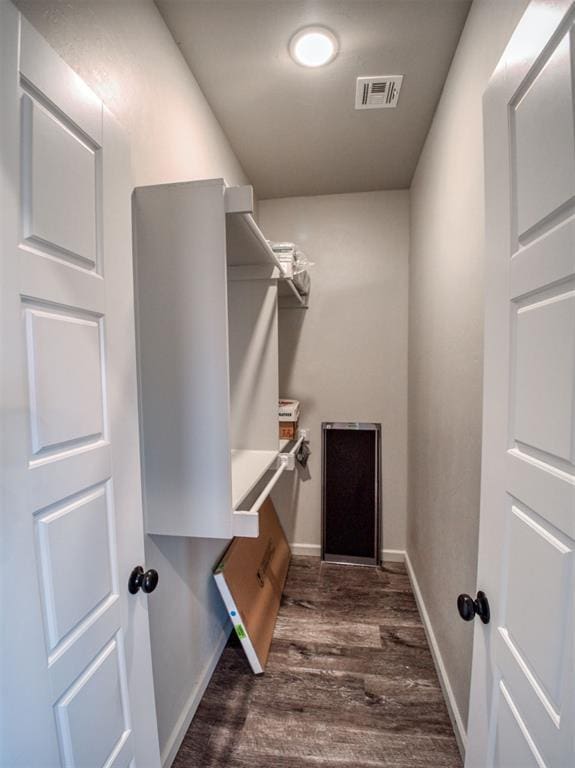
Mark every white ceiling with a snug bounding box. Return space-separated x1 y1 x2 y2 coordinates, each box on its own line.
155 0 471 199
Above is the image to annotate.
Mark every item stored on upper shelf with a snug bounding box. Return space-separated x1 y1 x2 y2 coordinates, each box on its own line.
279 398 300 440
293 269 311 296
268 241 314 294
279 421 299 440
278 399 300 421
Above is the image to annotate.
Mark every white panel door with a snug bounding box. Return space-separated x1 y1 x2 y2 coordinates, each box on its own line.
466 2 575 766
0 5 161 766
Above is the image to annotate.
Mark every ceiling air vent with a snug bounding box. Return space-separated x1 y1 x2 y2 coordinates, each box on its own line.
355 75 403 110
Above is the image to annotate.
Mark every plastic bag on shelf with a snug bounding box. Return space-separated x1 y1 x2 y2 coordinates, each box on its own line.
294 249 315 275
293 270 311 296
268 241 314 288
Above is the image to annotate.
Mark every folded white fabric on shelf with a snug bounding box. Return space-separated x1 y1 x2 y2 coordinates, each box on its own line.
268 241 313 288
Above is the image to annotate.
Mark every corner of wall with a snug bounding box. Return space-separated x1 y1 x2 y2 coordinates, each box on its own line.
404 551 467 757
159 623 232 767
405 0 530 747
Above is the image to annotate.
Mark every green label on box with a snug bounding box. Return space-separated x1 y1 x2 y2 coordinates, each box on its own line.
235 624 246 640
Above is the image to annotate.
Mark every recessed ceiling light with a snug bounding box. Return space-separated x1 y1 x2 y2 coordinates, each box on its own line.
289 26 338 68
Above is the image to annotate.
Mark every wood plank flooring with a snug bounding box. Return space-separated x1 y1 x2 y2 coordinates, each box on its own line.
173 557 462 768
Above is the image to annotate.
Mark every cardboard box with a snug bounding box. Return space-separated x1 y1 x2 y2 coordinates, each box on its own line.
279 420 299 440
278 399 300 421
213 498 291 674
279 399 300 441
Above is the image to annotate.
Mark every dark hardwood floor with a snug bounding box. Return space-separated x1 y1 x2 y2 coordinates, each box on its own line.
174 557 462 768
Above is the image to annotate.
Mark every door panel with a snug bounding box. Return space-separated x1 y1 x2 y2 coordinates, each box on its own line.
22 94 99 266
48 599 122 704
0 5 159 765
54 638 130 768
513 291 575 462
493 682 545 768
35 485 114 651
467 2 575 766
509 218 575 300
507 450 575 537
505 502 572 707
513 31 575 238
25 306 105 454
495 628 561 757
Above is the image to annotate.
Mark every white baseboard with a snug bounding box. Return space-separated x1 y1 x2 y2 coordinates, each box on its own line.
381 548 405 563
161 624 232 768
290 542 321 556
290 544 405 563
404 551 467 758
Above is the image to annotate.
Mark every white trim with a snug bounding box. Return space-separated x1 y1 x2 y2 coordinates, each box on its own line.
290 544 406 563
381 548 405 563
290 542 321 556
160 624 232 768
404 551 467 758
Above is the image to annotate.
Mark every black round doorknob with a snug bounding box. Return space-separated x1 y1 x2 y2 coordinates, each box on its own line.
128 566 159 595
457 591 490 624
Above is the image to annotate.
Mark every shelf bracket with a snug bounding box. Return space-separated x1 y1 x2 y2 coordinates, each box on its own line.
277 435 305 471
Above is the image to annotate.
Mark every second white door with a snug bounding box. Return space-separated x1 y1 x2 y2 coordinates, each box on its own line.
466 1 575 766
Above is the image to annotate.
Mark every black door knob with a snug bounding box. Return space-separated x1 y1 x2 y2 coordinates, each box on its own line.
457 591 490 624
129 566 159 595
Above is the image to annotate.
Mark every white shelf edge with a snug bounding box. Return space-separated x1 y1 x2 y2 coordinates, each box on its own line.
278 435 305 471
232 462 286 538
226 209 284 270
230 448 279 510
231 510 259 538
241 214 283 268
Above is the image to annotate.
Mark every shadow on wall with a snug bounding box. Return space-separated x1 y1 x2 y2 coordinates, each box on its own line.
144 533 232 749
149 534 229 598
278 303 307 393
274 296 313 547
272 460 310 546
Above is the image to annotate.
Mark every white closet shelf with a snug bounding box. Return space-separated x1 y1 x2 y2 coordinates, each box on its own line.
226 209 283 270
278 277 308 308
231 436 306 537
231 448 285 538
231 449 279 509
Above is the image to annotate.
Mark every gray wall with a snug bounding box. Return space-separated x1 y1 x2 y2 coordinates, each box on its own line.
13 1 249 763
260 191 409 556
407 0 529 734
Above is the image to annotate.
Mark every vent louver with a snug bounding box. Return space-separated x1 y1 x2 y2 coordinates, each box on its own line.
355 75 403 110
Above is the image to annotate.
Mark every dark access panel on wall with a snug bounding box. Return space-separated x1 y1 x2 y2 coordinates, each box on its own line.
322 422 381 566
